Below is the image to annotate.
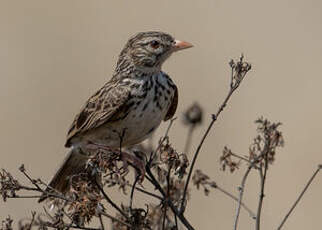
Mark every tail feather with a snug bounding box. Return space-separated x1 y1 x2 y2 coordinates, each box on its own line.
38 148 89 203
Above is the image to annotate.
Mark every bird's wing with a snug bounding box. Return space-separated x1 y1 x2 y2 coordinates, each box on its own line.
164 84 178 121
65 80 131 147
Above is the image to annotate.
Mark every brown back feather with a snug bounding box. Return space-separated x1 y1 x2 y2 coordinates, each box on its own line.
65 80 131 147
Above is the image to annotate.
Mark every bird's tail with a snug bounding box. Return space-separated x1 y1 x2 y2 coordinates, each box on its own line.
38 148 89 203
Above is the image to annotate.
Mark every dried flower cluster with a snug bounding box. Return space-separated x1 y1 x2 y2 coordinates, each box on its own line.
0 170 20 202
192 169 217 196
158 139 189 180
220 117 284 173
249 117 284 165
220 147 241 173
229 54 252 89
67 173 102 225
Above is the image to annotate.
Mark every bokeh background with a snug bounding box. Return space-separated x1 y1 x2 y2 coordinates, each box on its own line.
1 0 322 229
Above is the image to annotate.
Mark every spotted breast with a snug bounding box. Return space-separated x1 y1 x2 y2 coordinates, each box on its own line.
68 72 177 148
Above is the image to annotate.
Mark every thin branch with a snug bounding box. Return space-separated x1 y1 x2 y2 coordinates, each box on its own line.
230 152 252 164
19 165 43 192
163 165 172 230
93 179 128 220
130 176 139 212
234 141 270 230
145 164 194 230
234 165 253 230
215 184 256 219
125 182 162 200
181 56 251 213
98 214 105 230
100 211 132 228
174 213 178 230
277 165 321 230
40 223 101 230
165 117 177 138
162 207 167 230
256 144 269 230
6 195 43 199
9 175 72 202
27 211 36 230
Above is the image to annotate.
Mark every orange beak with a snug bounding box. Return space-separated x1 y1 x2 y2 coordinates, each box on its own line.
173 40 193 51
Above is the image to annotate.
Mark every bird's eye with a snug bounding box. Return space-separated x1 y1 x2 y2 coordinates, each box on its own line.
150 40 160 49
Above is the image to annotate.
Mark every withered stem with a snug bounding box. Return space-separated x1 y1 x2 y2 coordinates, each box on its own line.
93 179 128 221
145 164 195 230
181 56 250 214
277 166 321 230
256 142 270 230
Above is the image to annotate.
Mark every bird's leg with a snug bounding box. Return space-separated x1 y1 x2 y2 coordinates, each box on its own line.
85 142 145 182
119 151 145 183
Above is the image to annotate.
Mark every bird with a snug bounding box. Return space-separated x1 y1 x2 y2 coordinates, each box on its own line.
38 31 193 202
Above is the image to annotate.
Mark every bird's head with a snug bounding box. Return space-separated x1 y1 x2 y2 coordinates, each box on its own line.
117 31 193 74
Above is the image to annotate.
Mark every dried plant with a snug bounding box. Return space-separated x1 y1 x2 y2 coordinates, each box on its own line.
1 54 319 230
1 216 13 230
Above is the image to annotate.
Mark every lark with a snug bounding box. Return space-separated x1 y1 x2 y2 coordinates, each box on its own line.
39 31 192 202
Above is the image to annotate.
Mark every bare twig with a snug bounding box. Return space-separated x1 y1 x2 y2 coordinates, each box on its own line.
6 195 43 199
277 165 321 230
93 179 128 220
27 211 36 230
11 166 72 202
99 214 105 230
229 152 252 164
40 223 101 230
125 182 162 200
192 169 255 218
215 185 256 219
181 55 251 213
256 143 270 230
100 211 132 228
130 176 139 212
162 207 167 230
163 165 172 230
234 137 274 230
165 117 177 138
234 165 253 230
19 165 43 192
145 163 194 230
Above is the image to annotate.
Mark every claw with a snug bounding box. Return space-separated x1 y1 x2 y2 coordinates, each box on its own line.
120 151 145 183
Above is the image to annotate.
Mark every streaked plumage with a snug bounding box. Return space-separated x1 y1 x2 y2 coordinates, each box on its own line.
39 31 192 202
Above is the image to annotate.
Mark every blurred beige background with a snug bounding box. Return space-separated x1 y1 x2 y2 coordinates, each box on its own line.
1 0 322 229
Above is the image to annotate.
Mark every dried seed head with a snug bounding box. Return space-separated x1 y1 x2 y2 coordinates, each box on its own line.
183 103 203 126
220 147 241 173
192 170 217 196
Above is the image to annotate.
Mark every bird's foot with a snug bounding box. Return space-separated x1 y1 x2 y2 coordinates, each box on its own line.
120 151 145 183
